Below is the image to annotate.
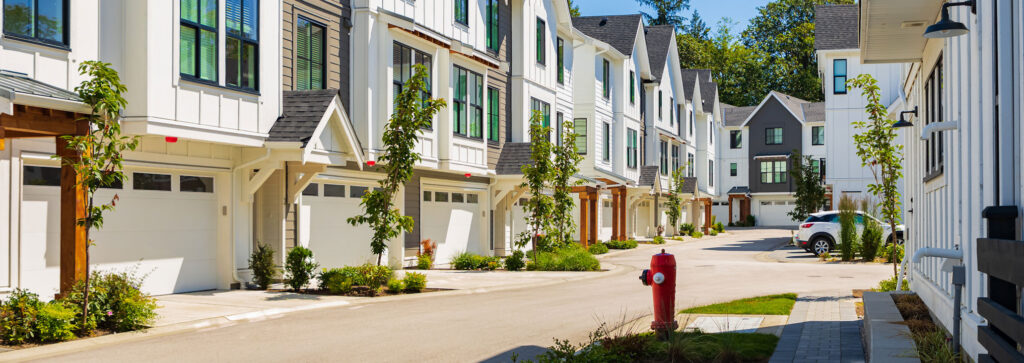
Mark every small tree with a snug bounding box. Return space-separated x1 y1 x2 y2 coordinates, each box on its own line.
665 168 686 234
519 112 554 257
55 61 140 329
549 120 583 246
788 150 827 222
837 194 857 261
849 74 905 276
348 65 446 265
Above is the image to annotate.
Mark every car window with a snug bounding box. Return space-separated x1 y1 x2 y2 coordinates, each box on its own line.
854 214 865 225
825 214 839 222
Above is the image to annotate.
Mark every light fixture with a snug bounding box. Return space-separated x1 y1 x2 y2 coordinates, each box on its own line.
464 173 472 178
366 160 376 167
894 106 918 128
924 0 975 39
165 136 178 143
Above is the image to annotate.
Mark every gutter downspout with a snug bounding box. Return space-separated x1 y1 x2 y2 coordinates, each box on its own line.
229 149 272 286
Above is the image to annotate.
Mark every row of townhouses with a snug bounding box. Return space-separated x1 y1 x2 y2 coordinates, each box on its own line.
0 0 723 298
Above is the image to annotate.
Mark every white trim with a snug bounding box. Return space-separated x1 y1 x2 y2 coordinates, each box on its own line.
739 92 805 127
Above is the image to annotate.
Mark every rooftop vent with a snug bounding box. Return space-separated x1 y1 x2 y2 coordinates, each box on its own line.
599 17 608 26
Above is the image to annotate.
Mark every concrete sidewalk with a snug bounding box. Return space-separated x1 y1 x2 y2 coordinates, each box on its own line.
769 292 865 363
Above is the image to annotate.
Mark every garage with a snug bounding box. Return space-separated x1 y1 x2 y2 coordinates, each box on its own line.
420 187 484 264
299 181 378 268
755 199 798 226
20 165 219 297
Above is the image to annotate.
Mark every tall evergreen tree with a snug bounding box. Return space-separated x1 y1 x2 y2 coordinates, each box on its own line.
636 0 690 29
568 0 581 17
685 10 709 40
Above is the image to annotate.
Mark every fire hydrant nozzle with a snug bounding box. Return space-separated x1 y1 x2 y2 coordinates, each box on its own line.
639 249 678 337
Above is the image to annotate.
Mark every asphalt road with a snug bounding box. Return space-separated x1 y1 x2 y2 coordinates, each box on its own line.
34 228 891 363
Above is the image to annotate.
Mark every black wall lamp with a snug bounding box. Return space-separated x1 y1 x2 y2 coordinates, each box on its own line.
924 0 976 38
894 106 918 128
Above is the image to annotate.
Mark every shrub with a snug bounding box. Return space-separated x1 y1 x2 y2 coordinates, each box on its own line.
838 195 858 261
876 275 909 291
679 223 696 235
249 243 276 290
64 271 158 332
605 240 638 249
745 214 756 226
420 239 437 260
403 272 427 293
588 243 609 255
880 242 904 264
416 254 432 270
386 278 405 293
728 221 735 227
860 219 883 261
505 250 526 271
713 221 725 232
708 229 718 236
285 246 319 291
530 245 600 271
483 256 503 270
35 302 77 343
652 236 666 245
819 251 832 261
356 264 393 293
451 251 483 270
689 230 703 238
319 268 357 294
0 289 41 344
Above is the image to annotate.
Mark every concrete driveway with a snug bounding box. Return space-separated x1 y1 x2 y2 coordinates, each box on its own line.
26 228 891 363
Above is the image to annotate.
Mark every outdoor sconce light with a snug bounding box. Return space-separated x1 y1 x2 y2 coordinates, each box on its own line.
366 160 376 167
464 173 472 178
165 136 179 143
893 106 918 128
924 0 975 39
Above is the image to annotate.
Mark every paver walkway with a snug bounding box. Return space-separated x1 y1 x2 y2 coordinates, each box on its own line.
769 292 865 363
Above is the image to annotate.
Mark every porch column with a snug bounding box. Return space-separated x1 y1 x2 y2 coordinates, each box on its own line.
58 136 87 296
703 199 712 233
610 190 619 241
588 190 598 245
728 196 734 225
617 187 626 241
578 191 589 246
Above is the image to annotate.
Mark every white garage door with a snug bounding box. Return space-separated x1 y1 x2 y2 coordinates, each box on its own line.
757 200 797 227
21 165 218 297
299 182 378 268
421 189 483 264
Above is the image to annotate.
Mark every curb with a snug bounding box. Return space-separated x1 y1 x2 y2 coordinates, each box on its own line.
0 261 628 362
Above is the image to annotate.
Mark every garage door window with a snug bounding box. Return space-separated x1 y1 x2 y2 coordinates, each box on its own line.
323 184 345 197
423 191 432 201
180 175 214 193
349 186 368 198
467 194 478 203
23 166 60 186
133 173 171 191
435 192 449 202
302 183 319 196
452 193 464 203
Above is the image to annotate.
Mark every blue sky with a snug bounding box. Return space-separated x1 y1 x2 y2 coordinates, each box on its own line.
573 0 770 34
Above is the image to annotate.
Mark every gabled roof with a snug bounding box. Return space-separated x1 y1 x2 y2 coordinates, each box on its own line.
678 177 698 194
638 165 661 188
814 4 859 50
643 25 676 81
727 186 750 195
495 143 532 175
681 70 698 97
571 14 644 56
741 91 828 127
269 89 365 165
773 91 809 119
699 81 717 113
801 102 826 122
0 70 81 102
723 105 757 127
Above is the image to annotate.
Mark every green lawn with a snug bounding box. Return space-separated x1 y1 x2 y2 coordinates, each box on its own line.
680 293 798 315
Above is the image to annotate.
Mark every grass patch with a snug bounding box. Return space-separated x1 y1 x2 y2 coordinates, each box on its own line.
681 294 798 315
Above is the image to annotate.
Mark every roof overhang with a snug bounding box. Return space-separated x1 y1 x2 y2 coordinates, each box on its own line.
0 89 89 115
301 95 365 168
753 152 792 160
859 0 943 64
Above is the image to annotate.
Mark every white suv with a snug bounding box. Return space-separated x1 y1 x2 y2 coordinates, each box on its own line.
795 211 905 256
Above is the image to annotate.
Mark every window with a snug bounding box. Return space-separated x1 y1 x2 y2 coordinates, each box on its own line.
676 104 682 134
765 127 783 145
658 91 663 120
924 56 944 180
672 145 682 172
659 141 668 174
811 126 824 145
295 17 325 90
530 98 550 127
133 173 171 191
629 71 635 104
602 59 610 99
486 0 499 52
434 191 449 202
670 97 675 125
225 0 257 90
180 0 218 82
350 186 368 198
574 118 587 154
730 162 737 177
759 161 787 184
555 112 564 146
536 18 545 65
556 37 564 84
393 42 433 126
833 59 847 94
708 160 714 187
602 122 610 161
454 0 468 25
302 183 318 196
487 87 499 142
687 153 695 177
467 194 479 204
810 159 822 181
3 0 67 46
180 175 214 192
23 165 60 186
626 128 637 169
689 109 694 136
422 191 432 201
324 184 345 197
730 130 742 149
453 66 483 138
452 193 465 203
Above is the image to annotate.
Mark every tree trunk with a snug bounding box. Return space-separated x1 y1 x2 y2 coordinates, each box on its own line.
81 196 93 331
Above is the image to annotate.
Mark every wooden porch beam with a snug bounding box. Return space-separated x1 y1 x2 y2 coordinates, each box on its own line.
57 136 87 296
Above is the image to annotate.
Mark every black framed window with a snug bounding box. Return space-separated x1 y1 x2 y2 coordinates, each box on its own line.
658 91 663 120
393 42 433 126
759 161 787 184
23 165 60 186
536 18 545 65
530 98 550 128
811 126 824 145
487 87 499 142
659 140 668 174
602 59 610 99
730 162 737 177
454 0 468 25
349 186 368 198
924 55 944 180
453 66 483 138
629 71 635 104
180 0 218 82
225 0 257 90
671 145 679 172
486 0 498 52
324 184 345 197
180 175 214 193
765 127 782 145
602 122 610 162
556 37 564 84
3 0 67 46
626 128 637 169
833 59 847 94
670 97 675 125
555 112 563 146
574 118 587 154
708 160 714 187
302 183 318 196
295 17 325 90
133 172 172 191
730 130 741 149
689 109 694 136
686 153 694 177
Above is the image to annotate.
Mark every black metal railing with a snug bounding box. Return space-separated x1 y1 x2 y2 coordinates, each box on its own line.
977 206 1021 363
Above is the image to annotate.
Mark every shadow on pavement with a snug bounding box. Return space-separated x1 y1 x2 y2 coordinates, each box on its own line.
478 345 548 363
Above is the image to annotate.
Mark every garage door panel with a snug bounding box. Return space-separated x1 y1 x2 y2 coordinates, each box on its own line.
302 190 378 269
421 190 483 264
757 201 797 226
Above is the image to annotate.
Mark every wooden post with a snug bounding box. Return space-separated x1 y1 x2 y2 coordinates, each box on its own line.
618 187 626 240
588 190 598 245
703 199 712 233
57 136 87 296
610 190 619 241
728 196 734 225
578 192 589 247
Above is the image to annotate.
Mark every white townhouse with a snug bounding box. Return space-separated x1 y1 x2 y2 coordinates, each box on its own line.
717 104 755 225
682 69 720 230
858 0 1024 360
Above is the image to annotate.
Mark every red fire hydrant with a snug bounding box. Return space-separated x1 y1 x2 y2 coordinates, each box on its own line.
640 249 678 337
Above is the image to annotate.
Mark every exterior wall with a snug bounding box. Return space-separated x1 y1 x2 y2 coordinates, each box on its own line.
508 0 559 144
282 0 352 107
0 0 98 95
718 126 749 196
747 97 802 194
486 0 511 169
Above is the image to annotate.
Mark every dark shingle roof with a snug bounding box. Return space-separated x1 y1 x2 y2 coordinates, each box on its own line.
496 143 533 175
814 5 859 50
723 106 756 127
678 177 698 194
644 25 675 81
699 81 717 113
801 102 826 122
572 14 643 56
268 89 340 146
681 69 713 104
771 91 810 121
638 165 660 187
727 186 750 195
0 70 80 102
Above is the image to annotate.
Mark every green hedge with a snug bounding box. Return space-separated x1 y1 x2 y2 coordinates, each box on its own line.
528 245 601 271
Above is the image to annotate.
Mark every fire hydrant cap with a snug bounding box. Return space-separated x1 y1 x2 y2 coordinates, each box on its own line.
650 249 676 268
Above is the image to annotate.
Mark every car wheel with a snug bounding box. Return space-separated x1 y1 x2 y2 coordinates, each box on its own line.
887 235 905 246
811 237 832 257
